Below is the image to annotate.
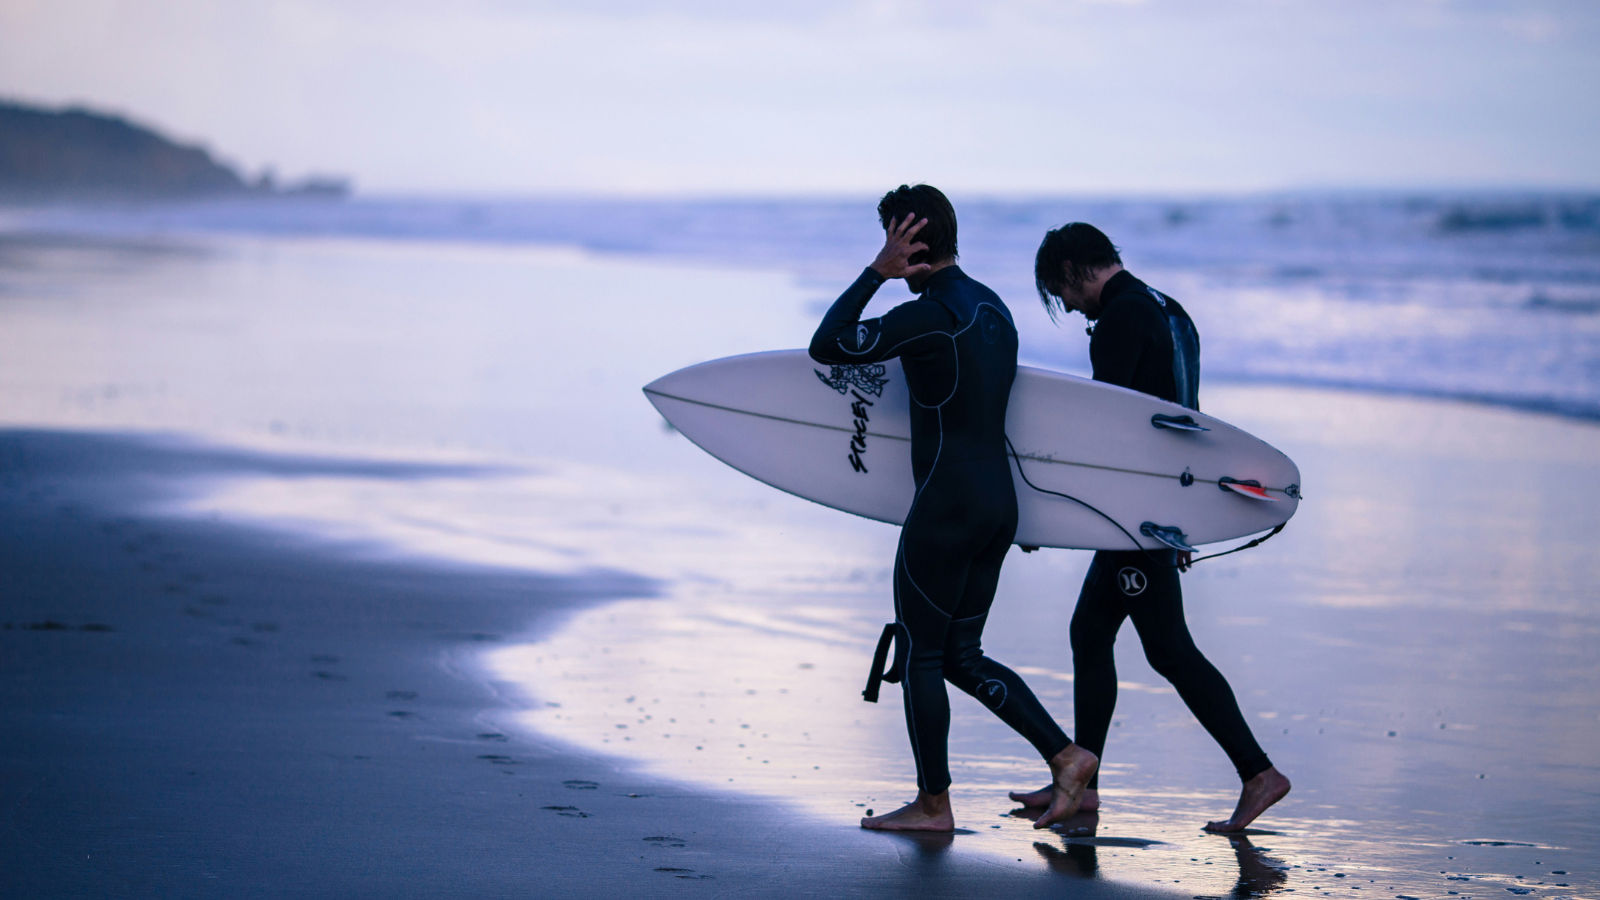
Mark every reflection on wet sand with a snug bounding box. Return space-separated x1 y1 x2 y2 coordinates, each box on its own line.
11 233 1593 895
1019 807 1290 897
490 385 1600 896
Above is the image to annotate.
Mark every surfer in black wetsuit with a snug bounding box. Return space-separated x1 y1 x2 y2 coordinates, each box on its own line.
810 185 1098 832
1009 222 1291 833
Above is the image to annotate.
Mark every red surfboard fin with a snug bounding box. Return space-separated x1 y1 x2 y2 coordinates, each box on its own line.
1219 477 1278 501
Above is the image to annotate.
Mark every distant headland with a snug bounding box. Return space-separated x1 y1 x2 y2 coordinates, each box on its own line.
0 99 350 203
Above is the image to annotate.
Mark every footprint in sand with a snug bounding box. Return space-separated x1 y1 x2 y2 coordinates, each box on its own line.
563 780 600 790
542 805 589 818
654 867 711 879
13 621 114 632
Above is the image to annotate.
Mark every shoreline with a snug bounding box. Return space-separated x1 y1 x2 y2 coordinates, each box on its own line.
6 194 1599 427
2 224 1595 896
0 427 1185 898
491 381 1600 896
5 383 1597 896
1193 371 1600 427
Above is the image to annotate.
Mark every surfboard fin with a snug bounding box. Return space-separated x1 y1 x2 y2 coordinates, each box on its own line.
1218 477 1278 501
1151 413 1209 432
1140 522 1198 553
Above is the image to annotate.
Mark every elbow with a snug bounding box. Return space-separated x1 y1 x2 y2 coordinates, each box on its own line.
808 333 837 364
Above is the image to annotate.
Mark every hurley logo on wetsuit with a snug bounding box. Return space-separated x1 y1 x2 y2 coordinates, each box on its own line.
1117 567 1149 596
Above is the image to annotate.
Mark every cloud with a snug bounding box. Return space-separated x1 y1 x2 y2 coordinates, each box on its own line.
2 0 1597 193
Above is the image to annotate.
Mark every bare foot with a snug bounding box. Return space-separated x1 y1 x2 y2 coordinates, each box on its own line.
1034 743 1099 830
1008 785 1099 811
1204 766 1290 833
861 789 955 832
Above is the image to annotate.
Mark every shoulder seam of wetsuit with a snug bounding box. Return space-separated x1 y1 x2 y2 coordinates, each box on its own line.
918 300 1014 410
848 300 963 363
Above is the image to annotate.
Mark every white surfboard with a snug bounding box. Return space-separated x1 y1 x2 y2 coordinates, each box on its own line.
643 350 1300 551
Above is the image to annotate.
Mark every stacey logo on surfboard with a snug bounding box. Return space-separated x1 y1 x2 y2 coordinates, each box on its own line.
846 389 873 473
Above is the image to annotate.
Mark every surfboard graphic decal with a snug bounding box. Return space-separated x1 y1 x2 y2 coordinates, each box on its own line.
814 364 889 397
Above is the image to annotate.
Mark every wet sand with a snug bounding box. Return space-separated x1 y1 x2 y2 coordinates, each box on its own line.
0 429 1179 898
496 385 1600 897
3 229 1598 896
0 235 1187 896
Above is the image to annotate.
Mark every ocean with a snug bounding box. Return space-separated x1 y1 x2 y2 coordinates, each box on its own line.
6 190 1600 421
2 192 1597 896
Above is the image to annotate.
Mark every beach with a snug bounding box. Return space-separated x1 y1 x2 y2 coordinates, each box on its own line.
5 428 1175 898
2 213 1598 897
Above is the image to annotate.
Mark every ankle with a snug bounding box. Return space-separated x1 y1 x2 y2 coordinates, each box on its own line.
1050 742 1095 775
1048 743 1075 770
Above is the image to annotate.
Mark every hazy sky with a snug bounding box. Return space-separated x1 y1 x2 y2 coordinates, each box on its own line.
3 0 1597 195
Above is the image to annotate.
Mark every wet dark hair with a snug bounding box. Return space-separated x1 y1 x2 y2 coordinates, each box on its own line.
878 184 957 265
1034 222 1121 319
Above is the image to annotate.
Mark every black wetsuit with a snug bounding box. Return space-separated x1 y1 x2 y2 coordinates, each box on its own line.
1074 270 1270 788
811 265 1071 795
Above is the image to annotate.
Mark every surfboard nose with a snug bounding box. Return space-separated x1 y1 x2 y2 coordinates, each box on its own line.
641 369 677 398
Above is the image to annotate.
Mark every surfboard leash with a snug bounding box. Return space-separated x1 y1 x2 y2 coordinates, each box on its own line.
1004 435 1285 570
1182 523 1285 567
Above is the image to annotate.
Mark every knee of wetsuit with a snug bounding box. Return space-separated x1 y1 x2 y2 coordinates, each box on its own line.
942 655 1010 711
941 614 985 664
940 617 1006 710
1069 611 1116 660
1142 640 1204 680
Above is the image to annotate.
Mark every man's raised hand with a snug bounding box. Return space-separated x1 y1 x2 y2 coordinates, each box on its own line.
870 215 932 280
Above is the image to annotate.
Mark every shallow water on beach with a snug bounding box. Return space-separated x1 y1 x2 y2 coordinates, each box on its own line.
3 230 1598 897
491 385 1600 898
